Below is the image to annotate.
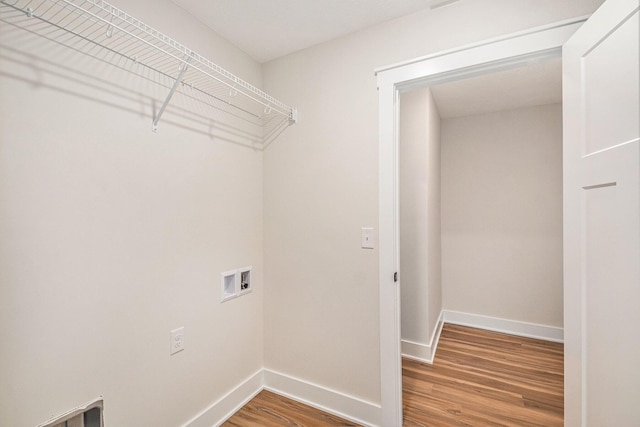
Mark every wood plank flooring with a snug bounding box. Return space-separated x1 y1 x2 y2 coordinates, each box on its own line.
223 390 358 426
403 324 564 427
223 324 564 426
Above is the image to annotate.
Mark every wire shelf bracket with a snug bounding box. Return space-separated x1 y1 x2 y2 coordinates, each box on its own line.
153 53 193 133
0 0 297 141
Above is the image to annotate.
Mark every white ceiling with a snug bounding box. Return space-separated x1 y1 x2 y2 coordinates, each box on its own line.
171 0 456 63
430 58 563 119
169 0 561 117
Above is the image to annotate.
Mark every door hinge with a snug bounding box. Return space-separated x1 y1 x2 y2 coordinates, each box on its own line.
394 272 398 282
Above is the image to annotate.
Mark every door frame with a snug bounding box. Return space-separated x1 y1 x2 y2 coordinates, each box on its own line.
375 17 587 426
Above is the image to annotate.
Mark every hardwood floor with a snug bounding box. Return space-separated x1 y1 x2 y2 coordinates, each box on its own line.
403 324 564 426
223 390 358 426
224 324 564 426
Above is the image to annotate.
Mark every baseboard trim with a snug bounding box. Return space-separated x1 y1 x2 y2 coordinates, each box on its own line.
263 369 381 427
184 311 561 426
183 369 263 427
401 311 444 364
184 368 381 427
442 310 564 343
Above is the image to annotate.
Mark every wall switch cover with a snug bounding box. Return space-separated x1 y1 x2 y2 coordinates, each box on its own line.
361 227 375 249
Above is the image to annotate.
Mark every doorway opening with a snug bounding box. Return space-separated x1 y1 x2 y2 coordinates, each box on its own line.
398 56 564 423
376 17 587 426
398 56 563 364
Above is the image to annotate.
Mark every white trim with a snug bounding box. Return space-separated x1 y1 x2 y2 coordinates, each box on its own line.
374 16 589 74
376 19 586 90
378 80 403 427
183 370 263 427
443 310 564 343
184 368 381 427
401 311 445 364
377 19 584 424
401 340 433 363
263 369 381 427
402 310 562 365
182 308 562 427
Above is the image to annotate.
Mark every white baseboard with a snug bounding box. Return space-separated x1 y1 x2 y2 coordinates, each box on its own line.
442 310 564 343
401 311 444 364
263 369 381 427
183 370 263 427
184 368 381 427
184 311 562 427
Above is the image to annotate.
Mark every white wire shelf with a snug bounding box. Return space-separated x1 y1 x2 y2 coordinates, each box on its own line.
0 0 297 140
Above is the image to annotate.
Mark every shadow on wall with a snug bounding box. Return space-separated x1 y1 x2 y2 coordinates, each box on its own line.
0 22 291 150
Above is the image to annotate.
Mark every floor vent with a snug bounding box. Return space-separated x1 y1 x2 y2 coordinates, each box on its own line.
38 398 103 427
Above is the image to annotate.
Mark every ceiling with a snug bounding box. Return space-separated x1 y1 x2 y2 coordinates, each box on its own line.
169 0 561 117
430 58 562 119
171 0 458 63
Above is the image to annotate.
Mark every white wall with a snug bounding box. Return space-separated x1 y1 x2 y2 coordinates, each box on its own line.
0 1 264 425
262 0 600 412
0 0 604 425
400 88 442 356
425 92 443 345
441 104 563 327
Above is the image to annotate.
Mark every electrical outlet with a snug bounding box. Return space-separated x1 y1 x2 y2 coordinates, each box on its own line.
170 327 184 355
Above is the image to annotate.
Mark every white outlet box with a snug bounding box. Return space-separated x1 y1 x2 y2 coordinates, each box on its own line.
170 327 184 355
221 267 252 301
221 270 237 302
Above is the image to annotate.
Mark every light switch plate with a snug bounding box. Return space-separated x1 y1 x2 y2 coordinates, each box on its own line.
361 227 375 249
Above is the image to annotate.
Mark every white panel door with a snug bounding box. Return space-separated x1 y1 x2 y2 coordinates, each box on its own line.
563 0 640 426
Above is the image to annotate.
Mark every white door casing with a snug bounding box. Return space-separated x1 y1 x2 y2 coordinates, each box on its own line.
376 18 586 426
563 0 640 425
